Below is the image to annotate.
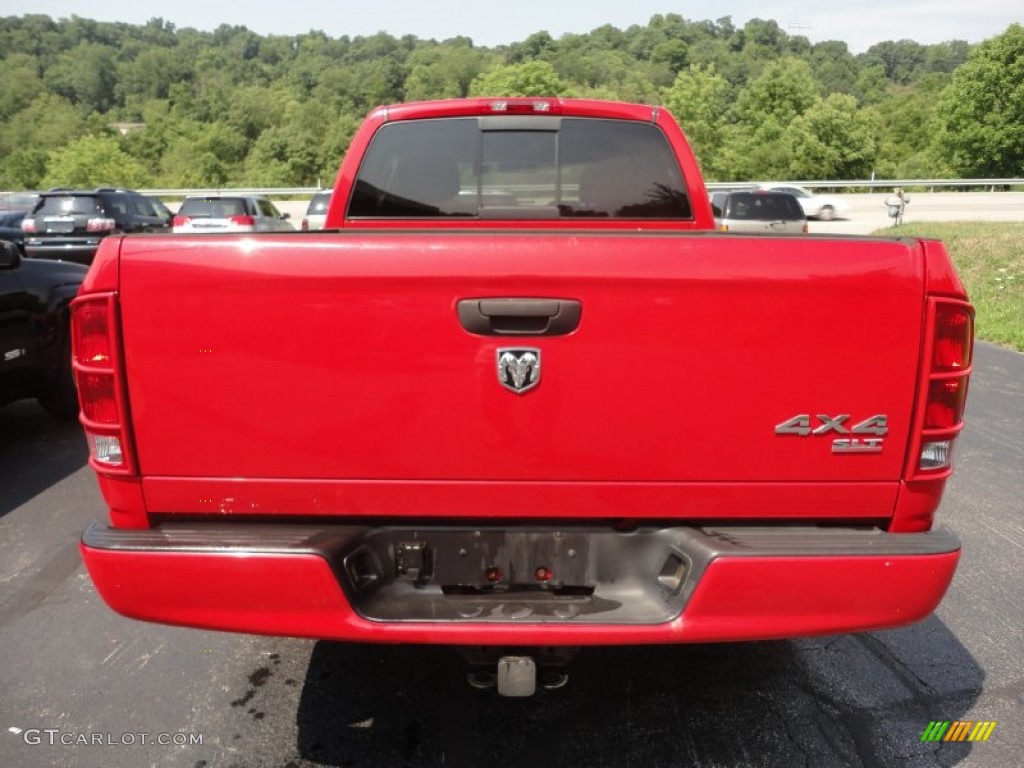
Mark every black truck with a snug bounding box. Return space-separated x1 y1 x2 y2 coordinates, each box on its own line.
0 240 85 418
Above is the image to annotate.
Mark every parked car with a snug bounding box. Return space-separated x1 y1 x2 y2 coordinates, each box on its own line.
0 191 39 212
710 190 808 234
0 211 27 252
21 188 172 264
301 190 332 231
756 184 849 221
173 196 293 234
0 239 86 418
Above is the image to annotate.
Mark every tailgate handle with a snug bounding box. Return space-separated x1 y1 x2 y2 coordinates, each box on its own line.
457 298 582 336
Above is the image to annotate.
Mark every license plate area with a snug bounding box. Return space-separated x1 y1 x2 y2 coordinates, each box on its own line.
43 217 75 233
427 530 591 594
339 526 693 624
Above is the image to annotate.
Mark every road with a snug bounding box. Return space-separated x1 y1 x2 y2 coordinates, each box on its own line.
807 192 1024 235
1 207 1023 767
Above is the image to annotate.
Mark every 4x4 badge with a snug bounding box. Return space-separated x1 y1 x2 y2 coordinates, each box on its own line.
497 348 541 394
775 414 888 454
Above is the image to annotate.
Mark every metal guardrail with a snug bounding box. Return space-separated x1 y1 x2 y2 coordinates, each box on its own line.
133 179 1024 197
137 187 328 197
5 179 1024 203
704 179 1024 192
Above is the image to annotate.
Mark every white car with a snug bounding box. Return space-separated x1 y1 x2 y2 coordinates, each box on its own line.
172 195 293 233
757 184 849 221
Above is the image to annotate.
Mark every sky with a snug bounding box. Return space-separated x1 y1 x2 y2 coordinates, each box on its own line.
1 1 1020 53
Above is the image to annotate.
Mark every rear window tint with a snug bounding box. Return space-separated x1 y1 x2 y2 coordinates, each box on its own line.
349 117 691 220
178 198 249 217
725 193 804 221
35 195 103 215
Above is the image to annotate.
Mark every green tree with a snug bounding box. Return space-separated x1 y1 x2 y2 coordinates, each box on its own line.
43 42 119 113
225 85 294 141
313 57 407 113
810 41 858 95
785 93 877 179
159 121 246 186
242 102 359 186
732 58 819 125
0 93 89 186
41 134 151 188
650 39 688 73
0 149 48 190
0 53 43 120
0 93 87 150
859 40 925 85
469 61 568 97
404 44 487 100
934 24 1024 176
116 46 191 106
867 74 950 177
720 59 830 180
661 64 731 177
853 65 890 106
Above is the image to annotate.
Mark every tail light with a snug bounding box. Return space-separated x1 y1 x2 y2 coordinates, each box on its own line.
892 242 973 532
172 215 190 227
912 301 973 474
230 215 256 226
71 293 136 475
87 217 116 232
21 218 37 233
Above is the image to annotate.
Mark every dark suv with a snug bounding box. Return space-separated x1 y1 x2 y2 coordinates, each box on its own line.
21 188 173 264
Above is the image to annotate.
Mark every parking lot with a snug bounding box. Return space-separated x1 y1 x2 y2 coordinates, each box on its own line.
1 199 1022 767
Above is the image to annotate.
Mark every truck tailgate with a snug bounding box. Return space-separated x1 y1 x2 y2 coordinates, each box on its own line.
118 232 925 517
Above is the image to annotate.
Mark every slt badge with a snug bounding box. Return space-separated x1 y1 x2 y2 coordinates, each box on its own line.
497 348 541 394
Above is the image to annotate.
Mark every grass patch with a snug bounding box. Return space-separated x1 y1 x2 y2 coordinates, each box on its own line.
872 222 1024 352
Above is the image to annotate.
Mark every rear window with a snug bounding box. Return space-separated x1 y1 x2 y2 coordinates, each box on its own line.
178 197 250 218
34 195 103 216
306 191 331 215
724 193 804 221
348 117 691 220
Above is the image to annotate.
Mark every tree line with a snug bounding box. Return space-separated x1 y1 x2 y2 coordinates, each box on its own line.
0 14 1021 190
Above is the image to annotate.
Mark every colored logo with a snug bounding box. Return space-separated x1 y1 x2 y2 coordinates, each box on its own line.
921 721 997 742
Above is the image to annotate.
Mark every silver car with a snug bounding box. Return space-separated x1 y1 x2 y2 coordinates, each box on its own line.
711 190 808 234
301 190 332 231
756 184 849 221
172 196 293 233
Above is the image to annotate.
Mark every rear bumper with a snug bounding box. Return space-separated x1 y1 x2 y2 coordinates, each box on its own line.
25 240 100 264
80 522 960 645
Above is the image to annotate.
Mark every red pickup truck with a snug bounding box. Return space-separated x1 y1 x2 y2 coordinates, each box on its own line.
73 98 973 696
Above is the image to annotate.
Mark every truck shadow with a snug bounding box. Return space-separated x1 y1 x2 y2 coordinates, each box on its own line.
295 617 981 767
0 399 88 519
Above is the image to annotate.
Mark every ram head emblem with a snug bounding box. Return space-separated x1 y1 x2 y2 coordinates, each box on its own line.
496 348 541 393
